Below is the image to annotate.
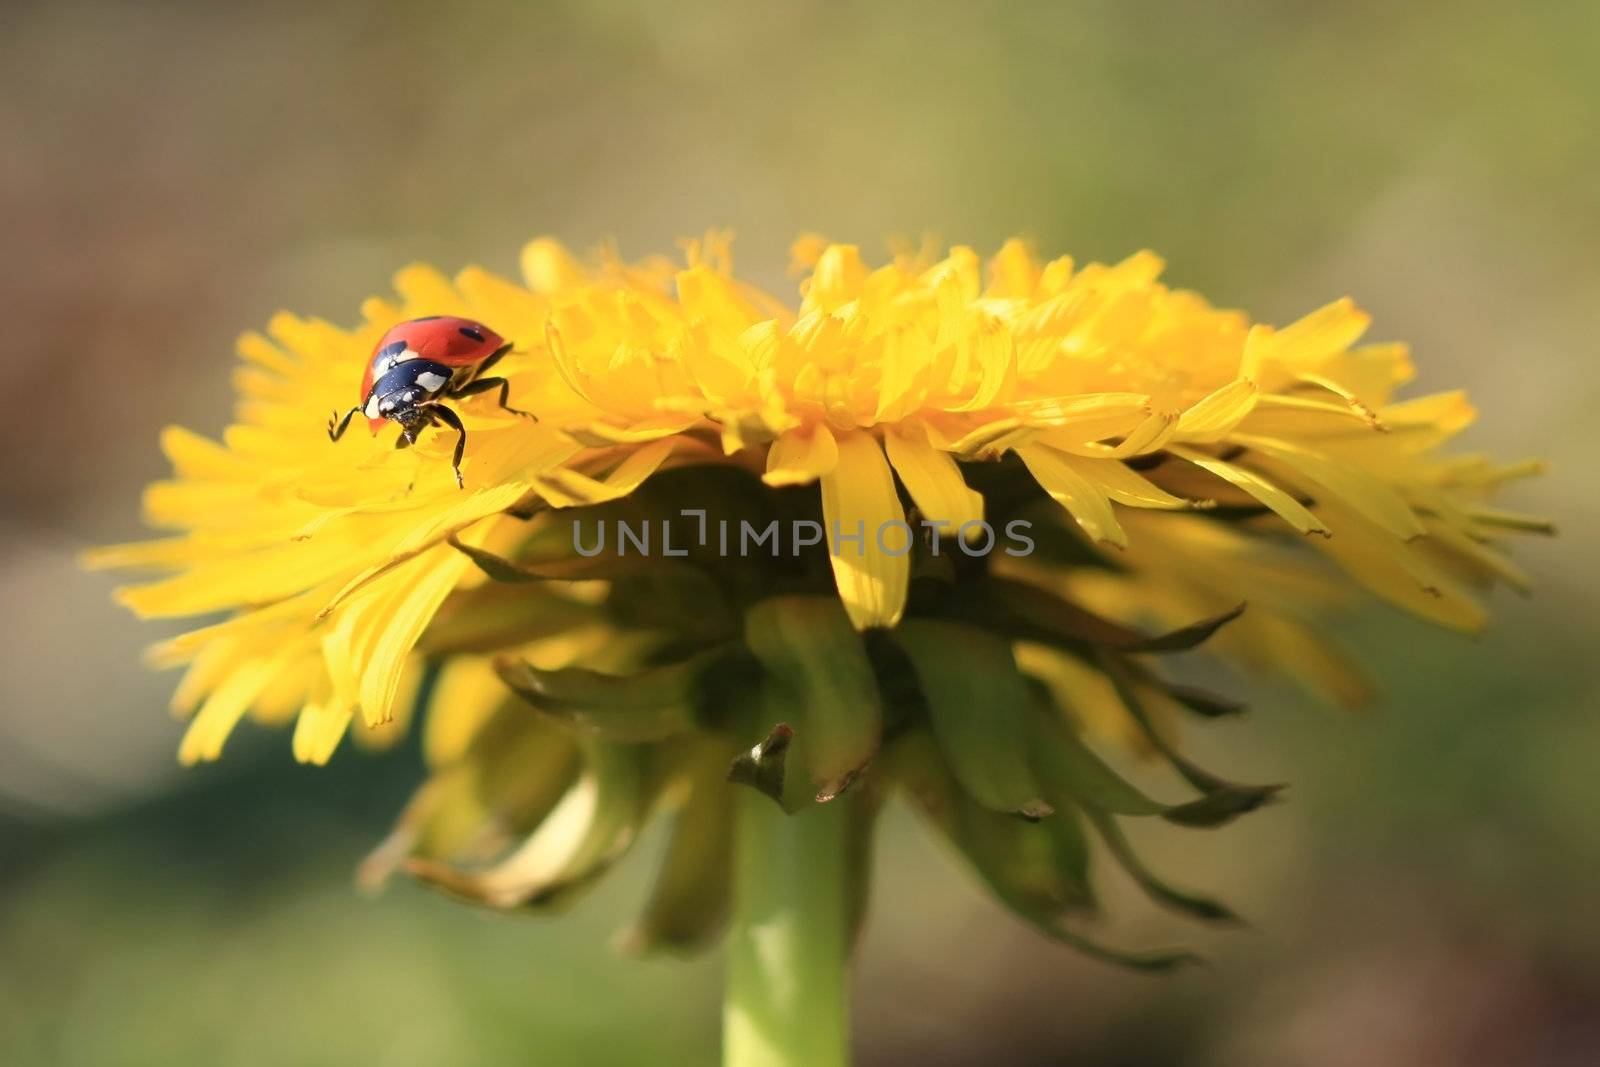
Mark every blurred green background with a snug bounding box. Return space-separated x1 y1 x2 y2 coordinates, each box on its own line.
3 1 1595 1063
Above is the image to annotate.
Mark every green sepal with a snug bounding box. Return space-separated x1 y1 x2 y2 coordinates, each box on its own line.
602 567 740 647
1136 603 1247 652
983 579 1245 654
617 749 734 956
1161 789 1278 827
842 786 884 950
893 733 1195 972
1160 680 1247 718
419 582 600 656
904 511 958 586
466 704 584 836
892 733 1091 914
1029 692 1267 829
1029 704 1167 817
1048 799 1096 911
893 618 1053 817
494 645 750 742
743 596 883 804
447 531 650 582
1029 920 1202 973
1082 806 1237 923
359 706 581 889
449 552 737 654
727 723 798 811
1098 652 1283 822
404 741 653 910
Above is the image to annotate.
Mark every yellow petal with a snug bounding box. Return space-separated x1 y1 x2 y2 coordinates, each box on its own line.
984 238 1041 299
389 481 542 557
940 418 1026 456
1009 392 1149 429
177 651 289 765
520 237 586 294
1423 520 1534 595
421 658 507 768
1233 433 1424 540
1380 391 1477 441
1072 409 1176 459
169 634 245 717
764 424 839 487
236 331 300 376
820 432 909 629
542 319 599 407
81 537 195 573
1016 445 1127 547
1238 393 1385 437
1314 501 1486 633
160 426 252 480
1071 457 1197 510
392 264 467 315
536 437 677 507
563 420 697 446
1276 297 1371 359
673 329 752 408
1316 342 1415 408
118 527 377 620
1464 505 1557 536
1292 374 1384 428
949 315 1016 411
1169 446 1328 536
354 657 423 753
872 325 933 422
454 264 547 328
1174 379 1259 441
802 244 868 314
250 654 315 725
357 545 474 726
883 424 983 532
293 702 353 766
1241 298 1370 382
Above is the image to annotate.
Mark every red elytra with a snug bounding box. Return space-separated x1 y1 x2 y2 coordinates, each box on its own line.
358 316 508 432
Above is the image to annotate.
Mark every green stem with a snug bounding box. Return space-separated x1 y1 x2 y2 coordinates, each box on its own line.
723 790 851 1067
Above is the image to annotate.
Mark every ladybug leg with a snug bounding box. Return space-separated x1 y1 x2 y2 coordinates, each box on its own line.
451 376 537 420
430 404 468 489
472 342 514 378
327 406 363 441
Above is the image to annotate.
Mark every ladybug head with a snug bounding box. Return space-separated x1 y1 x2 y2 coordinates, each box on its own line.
372 388 429 438
392 401 431 431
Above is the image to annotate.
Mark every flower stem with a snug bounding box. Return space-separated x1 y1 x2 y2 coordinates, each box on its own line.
723 789 852 1067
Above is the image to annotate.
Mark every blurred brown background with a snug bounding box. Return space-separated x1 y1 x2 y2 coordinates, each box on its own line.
2 1 1596 1064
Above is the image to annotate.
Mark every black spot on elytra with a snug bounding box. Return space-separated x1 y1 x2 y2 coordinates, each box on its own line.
378 340 408 358
458 325 486 342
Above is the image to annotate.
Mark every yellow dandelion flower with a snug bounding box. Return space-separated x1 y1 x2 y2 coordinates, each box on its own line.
90 233 1549 1064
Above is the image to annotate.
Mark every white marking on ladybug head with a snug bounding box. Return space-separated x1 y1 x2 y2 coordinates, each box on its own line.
415 370 448 392
364 395 383 418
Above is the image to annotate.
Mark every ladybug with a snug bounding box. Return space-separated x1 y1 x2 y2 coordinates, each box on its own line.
327 315 533 487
